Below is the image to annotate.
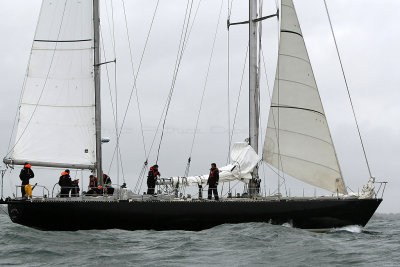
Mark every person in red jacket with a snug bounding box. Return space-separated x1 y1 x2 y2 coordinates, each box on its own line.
207 163 219 200
87 175 99 195
147 165 160 195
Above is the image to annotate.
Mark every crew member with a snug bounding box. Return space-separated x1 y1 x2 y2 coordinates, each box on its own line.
19 162 34 198
207 163 219 200
71 179 80 197
147 165 160 195
103 173 114 195
87 175 98 195
58 169 72 197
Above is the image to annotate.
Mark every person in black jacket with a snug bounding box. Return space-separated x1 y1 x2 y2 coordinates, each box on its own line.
147 165 160 195
207 163 219 200
87 175 99 195
103 173 114 195
19 163 34 198
58 169 72 197
71 179 80 197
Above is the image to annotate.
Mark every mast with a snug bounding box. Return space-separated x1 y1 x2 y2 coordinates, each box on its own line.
93 0 103 185
248 0 259 196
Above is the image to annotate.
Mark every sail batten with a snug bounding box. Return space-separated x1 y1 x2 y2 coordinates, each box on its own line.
8 0 96 168
280 30 303 37
267 153 342 174
270 105 324 116
34 39 92 42
263 0 347 194
266 126 337 145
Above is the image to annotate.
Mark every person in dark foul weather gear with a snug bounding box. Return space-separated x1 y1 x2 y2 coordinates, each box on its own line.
58 169 72 197
103 173 114 195
71 179 80 197
147 165 160 195
207 163 219 200
19 163 34 198
87 175 99 195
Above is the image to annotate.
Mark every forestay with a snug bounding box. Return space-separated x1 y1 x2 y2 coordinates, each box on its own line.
158 143 261 187
263 0 347 194
7 0 96 169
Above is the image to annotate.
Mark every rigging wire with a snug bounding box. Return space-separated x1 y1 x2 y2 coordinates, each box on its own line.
323 0 372 178
226 0 234 194
258 0 263 119
187 0 224 165
258 0 266 196
253 0 264 197
270 2 287 196
115 0 161 160
99 11 125 183
107 0 160 183
104 0 116 53
118 147 126 183
226 1 234 165
222 180 241 197
258 0 288 196
100 29 118 170
5 1 69 157
145 0 202 161
134 161 148 194
5 69 28 156
110 0 120 187
184 158 191 177
101 0 126 184
260 47 287 196
132 0 202 195
229 45 249 144
276 3 281 196
155 0 195 164
137 163 149 194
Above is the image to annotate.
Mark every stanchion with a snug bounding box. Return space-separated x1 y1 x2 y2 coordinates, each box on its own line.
0 169 5 201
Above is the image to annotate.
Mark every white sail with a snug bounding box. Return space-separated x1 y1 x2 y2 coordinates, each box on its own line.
263 0 347 194
8 0 96 169
158 142 261 187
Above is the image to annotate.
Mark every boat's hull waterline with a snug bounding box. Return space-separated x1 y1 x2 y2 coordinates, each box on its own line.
5 198 382 231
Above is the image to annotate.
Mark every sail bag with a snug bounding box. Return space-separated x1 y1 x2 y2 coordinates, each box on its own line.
163 142 261 186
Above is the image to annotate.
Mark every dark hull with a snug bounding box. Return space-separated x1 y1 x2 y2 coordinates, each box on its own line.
5 198 382 231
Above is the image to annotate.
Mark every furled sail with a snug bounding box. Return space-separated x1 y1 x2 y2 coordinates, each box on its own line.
263 0 347 194
5 0 96 169
157 142 261 187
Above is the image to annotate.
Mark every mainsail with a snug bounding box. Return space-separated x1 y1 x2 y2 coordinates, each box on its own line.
263 0 347 194
5 0 96 169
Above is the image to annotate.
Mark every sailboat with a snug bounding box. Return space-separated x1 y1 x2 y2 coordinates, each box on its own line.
0 0 383 231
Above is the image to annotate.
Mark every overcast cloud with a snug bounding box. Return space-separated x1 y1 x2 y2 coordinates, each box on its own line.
0 0 398 213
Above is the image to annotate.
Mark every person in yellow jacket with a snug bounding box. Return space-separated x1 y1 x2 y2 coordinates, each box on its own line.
24 184 32 198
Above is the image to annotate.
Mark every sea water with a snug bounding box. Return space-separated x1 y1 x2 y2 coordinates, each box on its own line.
0 210 399 266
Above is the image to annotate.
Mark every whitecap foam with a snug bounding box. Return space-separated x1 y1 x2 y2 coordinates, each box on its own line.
282 222 293 228
331 225 363 233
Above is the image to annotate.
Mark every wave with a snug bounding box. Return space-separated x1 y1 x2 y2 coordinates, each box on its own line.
330 225 363 233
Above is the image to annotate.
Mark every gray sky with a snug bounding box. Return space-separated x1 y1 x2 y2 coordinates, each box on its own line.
0 0 398 213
